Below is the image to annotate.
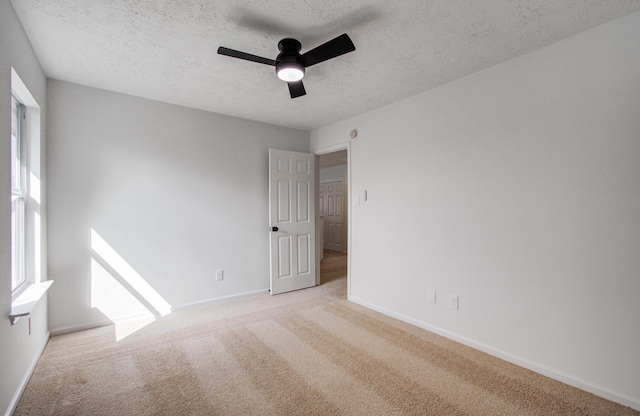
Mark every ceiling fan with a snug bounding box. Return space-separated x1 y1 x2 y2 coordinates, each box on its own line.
217 33 355 99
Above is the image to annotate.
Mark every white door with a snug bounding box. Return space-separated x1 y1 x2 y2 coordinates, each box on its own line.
269 149 316 295
323 180 346 252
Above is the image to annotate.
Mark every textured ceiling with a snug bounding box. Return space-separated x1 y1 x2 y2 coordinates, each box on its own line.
9 0 640 131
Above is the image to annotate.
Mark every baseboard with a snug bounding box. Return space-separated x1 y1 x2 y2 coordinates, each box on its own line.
348 296 640 412
171 288 270 312
50 289 271 337
50 319 113 337
5 331 50 416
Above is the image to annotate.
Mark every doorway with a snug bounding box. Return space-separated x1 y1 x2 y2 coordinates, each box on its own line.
320 179 346 252
317 148 349 291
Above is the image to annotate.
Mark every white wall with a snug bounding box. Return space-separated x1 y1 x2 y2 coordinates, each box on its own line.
0 2 49 415
312 12 640 410
47 80 309 333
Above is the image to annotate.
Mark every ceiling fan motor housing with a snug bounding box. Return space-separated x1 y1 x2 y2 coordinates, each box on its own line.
276 38 305 80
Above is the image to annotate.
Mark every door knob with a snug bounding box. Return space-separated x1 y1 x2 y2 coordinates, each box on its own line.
269 226 279 232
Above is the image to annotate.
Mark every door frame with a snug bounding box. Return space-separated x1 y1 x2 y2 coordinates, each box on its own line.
314 142 351 298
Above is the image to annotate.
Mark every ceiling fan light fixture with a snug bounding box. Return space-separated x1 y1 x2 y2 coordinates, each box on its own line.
218 34 355 98
277 63 305 82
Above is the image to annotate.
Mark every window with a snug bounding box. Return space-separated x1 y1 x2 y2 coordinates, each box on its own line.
11 95 27 292
9 68 52 325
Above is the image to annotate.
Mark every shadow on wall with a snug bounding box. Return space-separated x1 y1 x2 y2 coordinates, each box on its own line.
90 229 171 341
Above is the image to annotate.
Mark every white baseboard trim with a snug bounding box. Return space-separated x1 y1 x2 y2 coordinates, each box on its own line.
171 288 270 312
5 331 50 416
348 296 640 412
50 319 113 337
50 288 271 337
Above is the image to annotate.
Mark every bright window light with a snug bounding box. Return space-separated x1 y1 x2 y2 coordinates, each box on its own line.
11 95 27 293
91 229 171 316
91 258 156 341
90 228 172 340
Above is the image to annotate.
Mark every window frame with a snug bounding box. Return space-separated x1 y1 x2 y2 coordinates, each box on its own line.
11 94 28 294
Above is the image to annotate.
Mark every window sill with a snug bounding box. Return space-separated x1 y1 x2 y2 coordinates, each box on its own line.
10 281 54 325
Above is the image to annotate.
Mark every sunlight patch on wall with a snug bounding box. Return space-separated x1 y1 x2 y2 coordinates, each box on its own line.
29 172 41 204
90 229 172 341
33 211 41 282
30 168 42 283
90 259 156 340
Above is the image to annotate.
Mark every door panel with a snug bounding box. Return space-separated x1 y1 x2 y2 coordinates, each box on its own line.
277 180 291 222
269 149 316 295
322 179 346 252
297 234 310 274
319 184 325 216
277 235 292 278
297 181 310 221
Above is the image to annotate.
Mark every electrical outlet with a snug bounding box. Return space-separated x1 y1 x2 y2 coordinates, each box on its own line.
215 270 224 281
427 290 436 303
448 295 459 310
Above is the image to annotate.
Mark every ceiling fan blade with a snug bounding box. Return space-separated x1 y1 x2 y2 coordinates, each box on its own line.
217 47 276 66
301 33 355 67
288 81 306 98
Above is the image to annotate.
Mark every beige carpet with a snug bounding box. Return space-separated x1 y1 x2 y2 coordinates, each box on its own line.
15 251 638 415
